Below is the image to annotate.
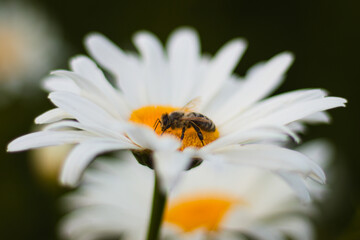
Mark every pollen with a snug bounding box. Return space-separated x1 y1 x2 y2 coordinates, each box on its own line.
129 106 219 150
164 193 242 233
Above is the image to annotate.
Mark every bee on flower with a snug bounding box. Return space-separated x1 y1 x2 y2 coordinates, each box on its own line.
8 27 345 200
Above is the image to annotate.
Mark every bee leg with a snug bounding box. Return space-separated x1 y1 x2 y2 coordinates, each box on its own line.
180 126 186 141
161 125 171 135
153 118 161 131
190 122 204 146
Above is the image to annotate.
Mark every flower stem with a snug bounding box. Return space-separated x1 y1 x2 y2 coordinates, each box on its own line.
146 173 167 240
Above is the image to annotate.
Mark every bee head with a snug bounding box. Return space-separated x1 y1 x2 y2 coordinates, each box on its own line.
161 113 170 131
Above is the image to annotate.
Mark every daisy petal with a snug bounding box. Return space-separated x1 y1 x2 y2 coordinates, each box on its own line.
84 33 128 78
85 33 147 108
242 226 284 240
133 31 167 105
51 70 128 118
49 91 124 131
60 139 135 186
44 120 132 142
167 28 200 105
153 150 193 193
301 111 331 124
216 52 294 123
203 75 244 117
60 207 141 240
125 124 180 150
271 216 313 240
7 131 92 152
223 89 344 133
204 125 298 151
201 38 247 106
70 55 130 116
42 75 79 93
297 139 333 168
213 144 325 183
35 108 72 124
277 172 310 202
250 97 346 128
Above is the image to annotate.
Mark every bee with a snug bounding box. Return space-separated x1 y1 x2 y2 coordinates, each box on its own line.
153 98 216 146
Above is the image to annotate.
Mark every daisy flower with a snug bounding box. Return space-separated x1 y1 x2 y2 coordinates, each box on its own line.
60 140 332 240
8 27 345 199
0 2 63 94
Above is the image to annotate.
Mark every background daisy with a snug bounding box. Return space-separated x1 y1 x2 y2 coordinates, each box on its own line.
0 1 64 100
60 140 332 240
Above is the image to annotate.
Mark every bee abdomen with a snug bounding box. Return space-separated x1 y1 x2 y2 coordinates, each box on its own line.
191 112 216 132
197 121 216 132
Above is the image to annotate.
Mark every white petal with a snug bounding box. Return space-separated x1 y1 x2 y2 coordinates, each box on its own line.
124 123 180 151
271 216 314 240
202 75 244 117
42 75 79 93
222 89 345 134
243 226 285 240
133 31 168 105
35 108 72 124
49 92 124 132
215 52 294 124
44 120 133 142
70 56 130 115
301 111 331 124
203 125 298 151
51 70 128 119
250 96 346 128
276 172 310 202
288 122 306 133
153 150 193 193
223 89 327 133
167 27 200 105
60 139 135 186
44 120 86 131
297 139 333 168
212 144 325 183
85 33 147 108
51 70 98 95
60 207 140 240
84 33 128 76
200 38 247 107
7 131 92 152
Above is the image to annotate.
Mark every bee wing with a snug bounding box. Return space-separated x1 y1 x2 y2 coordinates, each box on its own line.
180 97 201 112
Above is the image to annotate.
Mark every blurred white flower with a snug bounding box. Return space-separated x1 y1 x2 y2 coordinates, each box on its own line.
60 140 332 240
0 2 63 94
8 28 345 199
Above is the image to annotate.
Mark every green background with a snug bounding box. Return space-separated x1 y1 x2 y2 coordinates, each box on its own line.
0 0 359 239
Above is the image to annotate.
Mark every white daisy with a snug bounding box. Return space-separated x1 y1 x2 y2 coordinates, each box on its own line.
60 140 332 240
0 2 63 94
7 27 345 198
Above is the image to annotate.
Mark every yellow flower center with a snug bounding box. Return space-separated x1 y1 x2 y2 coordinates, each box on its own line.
129 106 219 150
164 193 242 233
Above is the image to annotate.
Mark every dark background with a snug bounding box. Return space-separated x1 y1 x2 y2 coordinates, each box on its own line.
1 0 359 239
